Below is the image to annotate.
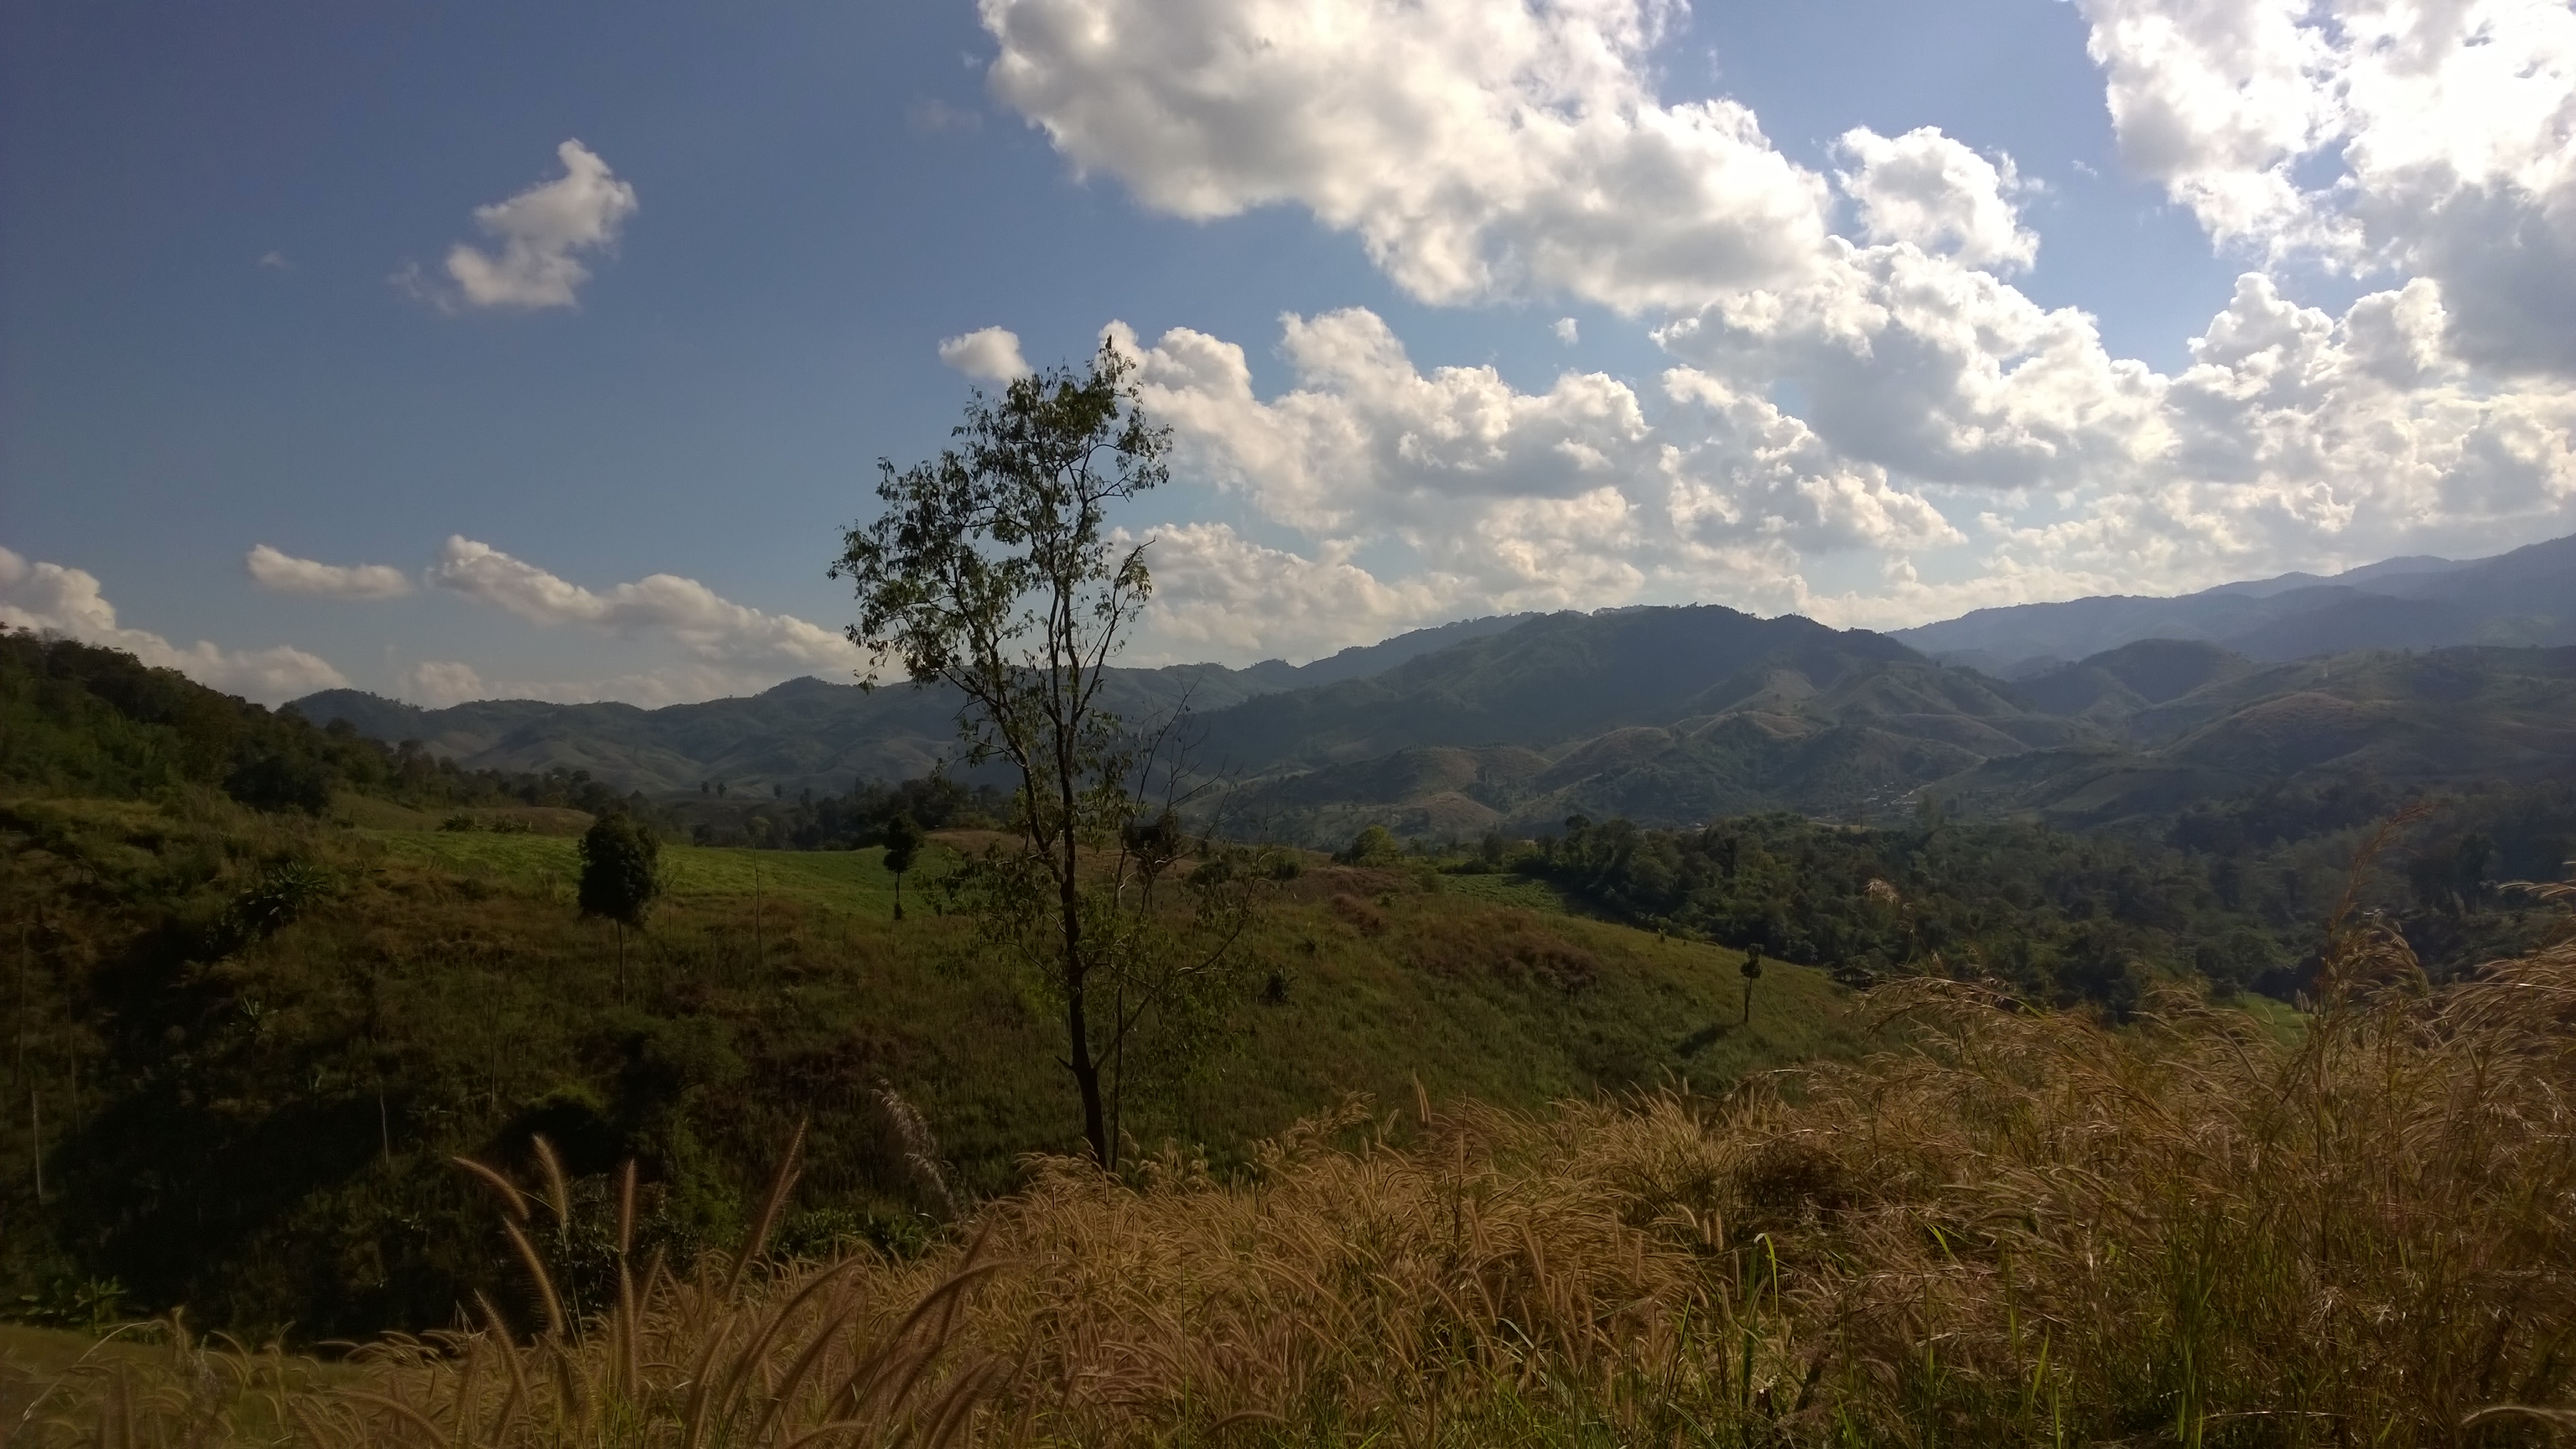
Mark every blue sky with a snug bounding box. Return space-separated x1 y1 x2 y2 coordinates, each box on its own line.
6 0 2573 704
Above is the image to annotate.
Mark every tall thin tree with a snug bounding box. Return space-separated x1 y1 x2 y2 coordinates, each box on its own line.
832 338 1173 1166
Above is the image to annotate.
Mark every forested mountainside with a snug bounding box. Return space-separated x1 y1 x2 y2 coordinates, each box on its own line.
297 603 2576 848
288 614 1539 796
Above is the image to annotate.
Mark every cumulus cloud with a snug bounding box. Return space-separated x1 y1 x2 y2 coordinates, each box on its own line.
1835 127 2037 272
0 546 346 704
435 140 638 310
1656 240 2171 494
1659 369 1965 553
1122 522 1461 662
938 325 1033 382
982 0 1831 311
1554 317 1580 344
957 0 2576 650
246 544 413 599
428 537 863 681
1104 309 1963 646
2077 0 2576 373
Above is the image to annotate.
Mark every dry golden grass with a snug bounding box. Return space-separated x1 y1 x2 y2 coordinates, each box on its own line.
21 878 2576 1446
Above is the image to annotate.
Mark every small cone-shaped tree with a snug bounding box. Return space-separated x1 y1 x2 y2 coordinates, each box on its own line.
578 813 662 1002
882 812 927 922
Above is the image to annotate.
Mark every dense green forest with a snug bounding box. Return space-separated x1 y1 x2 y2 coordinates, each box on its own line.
1509 782 2573 1011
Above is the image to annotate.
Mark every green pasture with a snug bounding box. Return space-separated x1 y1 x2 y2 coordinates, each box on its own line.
369 828 938 913
1435 870 1569 913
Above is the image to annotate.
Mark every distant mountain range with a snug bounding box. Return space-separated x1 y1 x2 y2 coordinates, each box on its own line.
290 613 1538 797
293 534 2576 844
1894 532 2576 673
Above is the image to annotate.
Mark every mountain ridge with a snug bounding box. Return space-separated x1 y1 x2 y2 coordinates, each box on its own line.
292 532 2576 843
1896 531 2576 670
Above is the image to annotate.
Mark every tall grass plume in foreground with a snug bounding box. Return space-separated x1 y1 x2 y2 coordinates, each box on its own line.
14 868 2576 1444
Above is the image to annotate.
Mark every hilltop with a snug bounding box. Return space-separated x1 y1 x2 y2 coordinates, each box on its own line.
295 579 2576 845
1896 530 2576 672
287 613 1538 797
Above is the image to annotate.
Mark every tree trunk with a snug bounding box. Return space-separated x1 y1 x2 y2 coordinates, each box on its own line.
1055 637 1112 1169
1742 979 1753 1025
893 872 904 922
1063 828 1111 1166
615 922 626 1005
1067 980 1109 1168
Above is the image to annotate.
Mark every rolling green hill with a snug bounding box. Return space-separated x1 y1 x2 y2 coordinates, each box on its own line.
0 791 1864 1338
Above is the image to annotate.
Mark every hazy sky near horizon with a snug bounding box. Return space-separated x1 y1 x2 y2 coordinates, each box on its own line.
6 0 2575 706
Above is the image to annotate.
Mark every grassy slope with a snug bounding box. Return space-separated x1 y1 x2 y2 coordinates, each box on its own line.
370 826 1857 1155
1 796 1871 1338
375 829 911 911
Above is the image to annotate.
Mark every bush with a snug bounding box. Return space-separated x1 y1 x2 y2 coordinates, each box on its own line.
1336 824 1402 865
224 751 334 815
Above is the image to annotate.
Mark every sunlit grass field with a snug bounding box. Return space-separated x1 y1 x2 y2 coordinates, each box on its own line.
371 828 922 913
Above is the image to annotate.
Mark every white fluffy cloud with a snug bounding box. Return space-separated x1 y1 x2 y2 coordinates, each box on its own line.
960 0 2576 655
982 0 1830 311
1834 127 2037 273
1108 309 1965 652
428 536 862 679
2078 0 2576 373
1123 522 1461 662
937 325 1033 382
246 544 413 599
1656 240 2170 494
1659 368 1966 553
436 140 637 310
0 547 347 704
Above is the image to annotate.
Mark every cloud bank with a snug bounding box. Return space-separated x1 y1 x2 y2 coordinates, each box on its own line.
1 547 346 704
2078 0 2576 374
970 0 2576 661
424 536 863 704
